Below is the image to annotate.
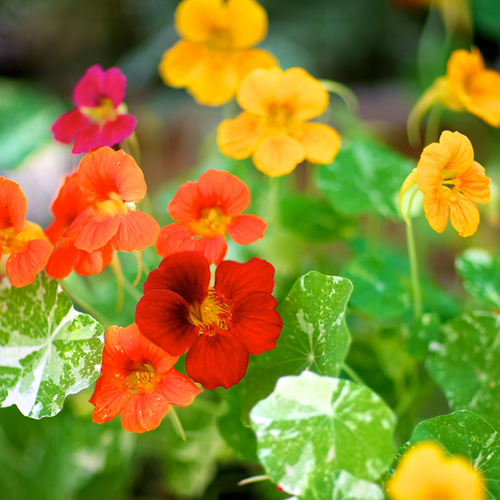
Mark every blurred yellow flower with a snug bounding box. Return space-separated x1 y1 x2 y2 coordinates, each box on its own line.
408 48 500 145
218 67 341 177
158 0 277 106
400 130 490 237
386 441 485 500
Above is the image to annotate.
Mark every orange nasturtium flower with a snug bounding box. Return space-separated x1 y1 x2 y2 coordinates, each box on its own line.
90 323 202 433
218 67 341 177
408 47 500 144
158 0 276 106
0 177 51 287
399 131 490 237
386 441 485 500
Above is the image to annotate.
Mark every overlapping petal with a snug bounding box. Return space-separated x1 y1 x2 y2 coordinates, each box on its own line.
292 122 341 164
218 113 263 159
0 177 27 233
6 239 51 288
253 133 305 177
226 0 268 48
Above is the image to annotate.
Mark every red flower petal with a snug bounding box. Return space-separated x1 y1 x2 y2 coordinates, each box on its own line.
168 181 201 222
45 240 81 280
74 214 120 253
155 223 197 258
143 251 210 306
112 211 159 252
157 369 202 406
215 257 275 302
100 114 136 148
74 244 115 276
0 177 27 233
195 235 227 265
51 109 87 144
185 330 249 389
230 292 282 355
72 64 105 107
121 391 170 433
135 290 199 356
6 239 51 287
90 376 128 424
226 214 267 244
71 124 101 154
102 67 127 108
196 169 251 216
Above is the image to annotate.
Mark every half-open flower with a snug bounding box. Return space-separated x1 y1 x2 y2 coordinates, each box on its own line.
90 323 202 433
156 169 266 265
386 441 485 500
159 0 277 106
218 67 341 176
51 64 136 154
0 177 51 287
135 251 282 390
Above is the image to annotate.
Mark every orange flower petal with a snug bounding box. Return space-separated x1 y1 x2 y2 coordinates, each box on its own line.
195 235 227 265
417 142 451 194
438 130 474 176
0 177 27 234
157 369 202 406
279 68 329 120
237 67 283 115
75 244 115 277
292 122 341 164
91 377 128 424
463 69 500 126
74 214 120 253
46 240 81 280
423 188 450 234
449 194 480 237
112 211 160 252
175 0 224 43
226 214 267 244
158 40 206 88
156 223 197 258
458 161 491 204
253 133 305 177
218 112 263 159
121 391 170 433
232 48 277 81
447 47 485 94
6 239 51 288
226 0 268 48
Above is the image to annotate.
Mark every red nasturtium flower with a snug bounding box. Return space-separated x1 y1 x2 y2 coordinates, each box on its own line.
51 64 136 154
135 251 282 389
156 169 266 265
90 323 202 433
0 177 51 287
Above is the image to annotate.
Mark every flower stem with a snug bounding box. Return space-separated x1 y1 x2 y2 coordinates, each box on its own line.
341 362 366 386
424 104 443 146
406 201 422 321
237 475 269 487
169 406 186 441
124 131 141 166
318 79 359 113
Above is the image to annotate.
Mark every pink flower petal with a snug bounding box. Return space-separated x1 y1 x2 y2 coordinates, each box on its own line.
103 67 127 108
51 109 87 144
72 64 105 107
100 114 136 148
71 124 101 154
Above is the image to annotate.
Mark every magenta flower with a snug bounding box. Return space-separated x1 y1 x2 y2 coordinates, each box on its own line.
51 64 137 154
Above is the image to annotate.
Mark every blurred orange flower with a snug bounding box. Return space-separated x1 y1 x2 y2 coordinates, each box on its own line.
218 67 341 177
386 441 485 500
159 0 276 106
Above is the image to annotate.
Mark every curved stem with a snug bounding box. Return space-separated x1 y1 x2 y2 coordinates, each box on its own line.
424 104 443 146
405 191 422 320
238 475 269 487
169 406 186 441
110 256 124 312
318 79 359 113
341 362 366 387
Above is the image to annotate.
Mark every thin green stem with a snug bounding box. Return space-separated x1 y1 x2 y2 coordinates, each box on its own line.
341 362 366 387
169 407 186 441
237 475 269 486
318 79 359 113
123 274 142 302
266 176 279 227
124 131 141 166
406 192 422 320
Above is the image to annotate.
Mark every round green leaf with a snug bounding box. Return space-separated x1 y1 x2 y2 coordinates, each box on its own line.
315 138 415 219
241 272 353 421
250 371 396 496
399 410 500 499
426 311 500 430
0 273 104 419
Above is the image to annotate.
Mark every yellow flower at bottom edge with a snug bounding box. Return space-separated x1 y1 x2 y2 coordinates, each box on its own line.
217 67 341 177
386 441 485 500
159 0 277 106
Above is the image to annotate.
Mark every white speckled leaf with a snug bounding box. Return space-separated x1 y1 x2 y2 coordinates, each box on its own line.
250 371 396 497
397 410 500 500
241 272 352 421
0 272 104 419
426 311 500 430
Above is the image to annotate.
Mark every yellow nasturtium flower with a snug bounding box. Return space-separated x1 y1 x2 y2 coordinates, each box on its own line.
400 131 490 237
408 48 500 144
386 441 485 500
218 67 341 177
158 0 277 106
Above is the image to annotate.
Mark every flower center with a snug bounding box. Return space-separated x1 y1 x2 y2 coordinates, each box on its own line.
80 97 117 128
126 363 161 393
190 206 231 238
207 29 234 53
264 103 296 134
95 192 133 216
0 222 47 253
188 289 229 335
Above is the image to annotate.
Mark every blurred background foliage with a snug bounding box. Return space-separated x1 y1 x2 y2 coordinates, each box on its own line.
2 0 500 498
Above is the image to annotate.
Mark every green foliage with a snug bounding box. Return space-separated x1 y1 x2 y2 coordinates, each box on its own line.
250 371 396 496
398 410 500 499
471 0 500 39
0 273 104 419
315 137 415 220
240 271 353 422
426 311 500 430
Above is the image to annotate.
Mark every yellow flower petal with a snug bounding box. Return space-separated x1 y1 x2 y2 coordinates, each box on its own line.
238 67 283 115
292 122 341 164
449 194 480 237
218 112 263 159
417 142 451 194
233 48 277 81
463 69 500 126
252 133 305 177
447 47 485 97
279 68 329 120
458 161 491 204
439 130 474 176
175 0 224 43
187 58 239 105
227 0 268 48
423 187 450 234
158 40 206 88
